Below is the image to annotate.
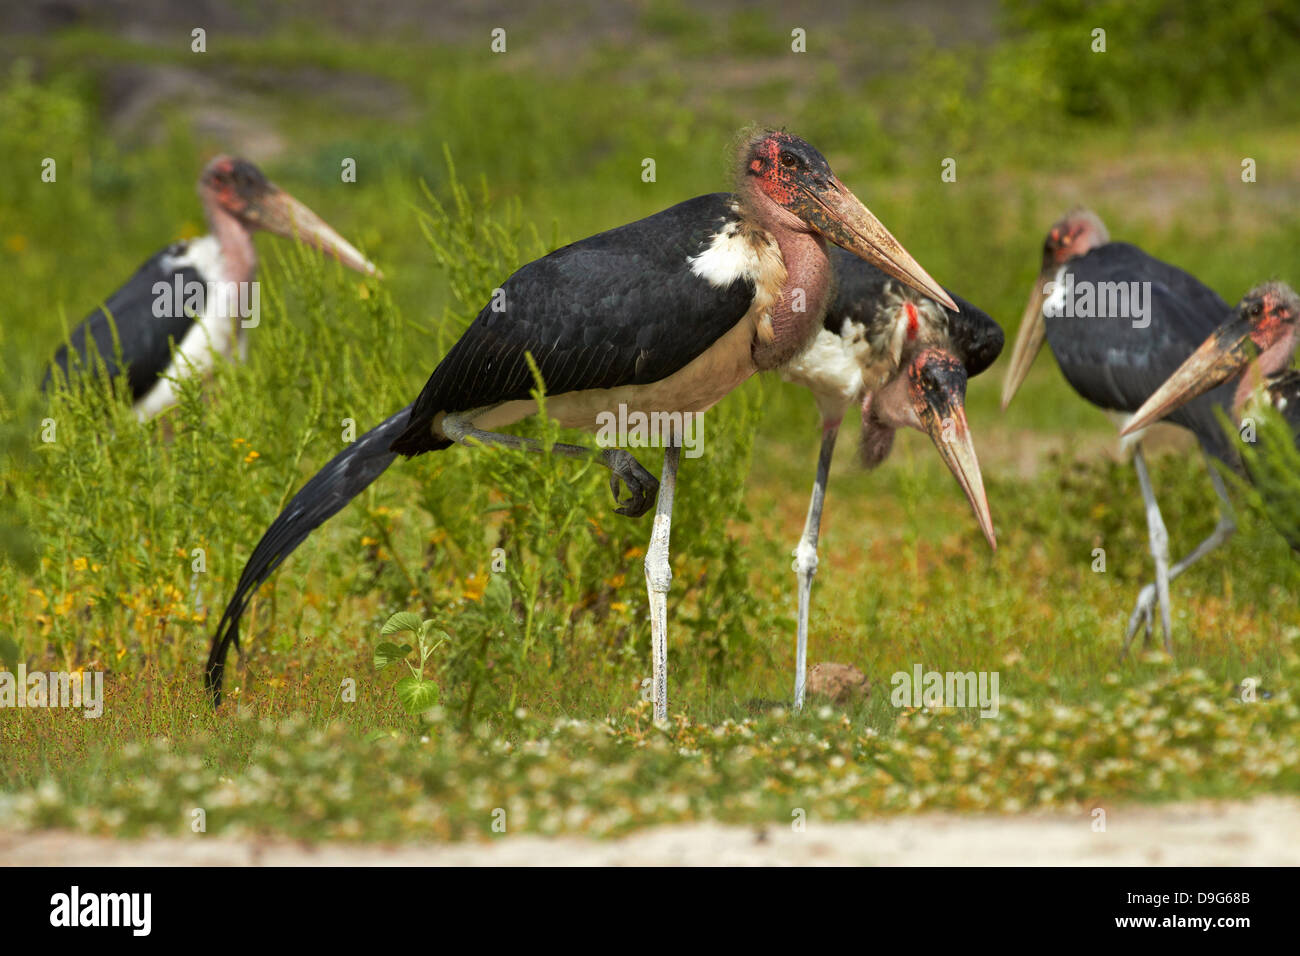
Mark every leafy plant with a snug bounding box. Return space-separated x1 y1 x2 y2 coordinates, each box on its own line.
375 610 450 717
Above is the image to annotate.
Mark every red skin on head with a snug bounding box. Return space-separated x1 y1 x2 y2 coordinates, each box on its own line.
206 158 251 216
1249 292 1292 350
752 136 799 206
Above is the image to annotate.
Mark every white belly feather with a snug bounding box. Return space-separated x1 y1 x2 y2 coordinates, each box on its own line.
134 236 246 421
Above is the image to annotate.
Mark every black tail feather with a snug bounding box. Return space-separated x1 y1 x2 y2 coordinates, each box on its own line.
205 403 415 705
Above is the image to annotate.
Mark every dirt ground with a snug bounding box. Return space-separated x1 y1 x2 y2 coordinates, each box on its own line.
4 798 1298 865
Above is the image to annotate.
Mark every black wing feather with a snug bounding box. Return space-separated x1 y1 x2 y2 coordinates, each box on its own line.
205 404 414 704
945 289 1004 377
1045 242 1237 460
826 246 1004 376
44 243 202 402
391 194 756 455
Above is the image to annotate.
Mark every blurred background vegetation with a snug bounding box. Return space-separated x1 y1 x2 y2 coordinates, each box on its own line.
2 0 1300 742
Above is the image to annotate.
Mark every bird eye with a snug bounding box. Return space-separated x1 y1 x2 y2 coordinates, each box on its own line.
1249 301 1264 318
779 152 798 169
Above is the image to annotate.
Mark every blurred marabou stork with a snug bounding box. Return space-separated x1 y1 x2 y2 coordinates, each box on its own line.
1122 281 1300 549
44 156 379 420
780 245 1002 708
204 129 955 720
1001 208 1252 654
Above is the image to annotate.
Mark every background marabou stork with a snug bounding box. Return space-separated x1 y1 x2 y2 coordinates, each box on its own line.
204 129 955 720
1121 281 1300 550
44 156 378 421
780 245 1002 709
1001 208 1247 654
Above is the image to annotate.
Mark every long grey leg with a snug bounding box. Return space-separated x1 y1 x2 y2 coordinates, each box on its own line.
793 424 839 711
645 443 680 723
443 413 659 517
1125 446 1173 655
1124 450 1236 654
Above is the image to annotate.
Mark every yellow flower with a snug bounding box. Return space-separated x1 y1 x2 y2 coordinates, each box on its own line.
360 536 379 548
623 547 644 560
610 602 628 612
358 283 371 300
609 573 626 589
243 450 260 464
72 557 88 572
462 574 486 602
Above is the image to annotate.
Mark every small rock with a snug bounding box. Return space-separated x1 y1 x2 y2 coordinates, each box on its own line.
806 663 870 705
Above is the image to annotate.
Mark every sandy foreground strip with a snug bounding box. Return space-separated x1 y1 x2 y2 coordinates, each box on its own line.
3 798 1298 866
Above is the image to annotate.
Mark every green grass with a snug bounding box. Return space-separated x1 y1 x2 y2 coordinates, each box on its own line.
2 4 1300 840
5 648 1298 840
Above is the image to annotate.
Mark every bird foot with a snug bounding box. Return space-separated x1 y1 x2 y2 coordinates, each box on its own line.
1123 583 1156 656
604 449 658 518
1123 582 1174 656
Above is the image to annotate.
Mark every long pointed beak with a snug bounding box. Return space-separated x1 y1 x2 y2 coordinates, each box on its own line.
1000 270 1051 410
1121 315 1256 436
806 179 957 312
918 385 996 550
254 188 382 277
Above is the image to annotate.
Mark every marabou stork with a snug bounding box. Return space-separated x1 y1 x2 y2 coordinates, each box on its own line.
204 129 955 720
1121 281 1300 549
1001 208 1247 654
44 156 378 421
780 245 1002 709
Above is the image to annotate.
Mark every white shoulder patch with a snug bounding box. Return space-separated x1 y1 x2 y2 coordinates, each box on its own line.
161 235 225 281
1043 264 1068 318
688 223 763 289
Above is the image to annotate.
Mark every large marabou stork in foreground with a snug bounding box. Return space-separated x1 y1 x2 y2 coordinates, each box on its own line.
780 245 1002 708
44 156 378 421
1121 281 1300 549
1001 208 1248 655
205 129 955 720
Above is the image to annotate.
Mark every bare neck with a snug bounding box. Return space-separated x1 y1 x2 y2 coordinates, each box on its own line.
205 199 258 284
738 183 837 369
1233 325 1299 415
753 228 835 370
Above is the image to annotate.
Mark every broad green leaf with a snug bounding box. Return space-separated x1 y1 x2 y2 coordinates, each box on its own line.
395 676 440 715
381 611 424 636
374 641 413 669
417 625 451 655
